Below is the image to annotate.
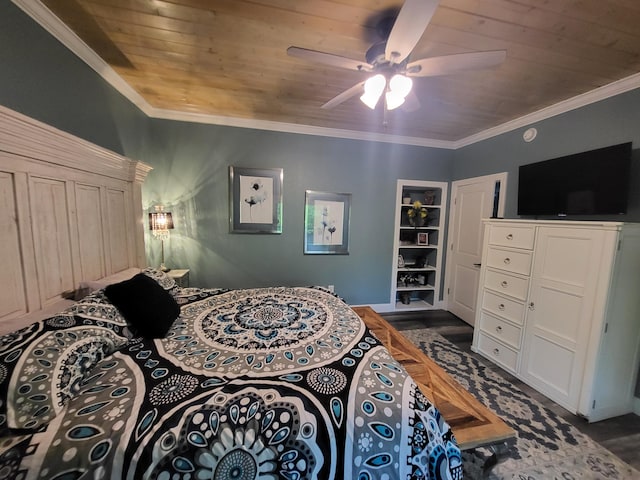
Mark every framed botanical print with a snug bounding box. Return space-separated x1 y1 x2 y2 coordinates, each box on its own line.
304 190 351 254
229 166 283 233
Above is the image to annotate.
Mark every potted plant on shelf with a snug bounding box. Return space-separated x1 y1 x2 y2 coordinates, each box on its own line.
407 200 428 227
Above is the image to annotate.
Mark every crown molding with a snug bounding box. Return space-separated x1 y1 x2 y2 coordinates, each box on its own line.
149 107 453 148
453 72 640 149
13 0 640 151
12 0 151 115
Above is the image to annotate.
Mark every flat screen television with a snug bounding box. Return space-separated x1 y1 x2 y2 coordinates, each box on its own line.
517 142 632 216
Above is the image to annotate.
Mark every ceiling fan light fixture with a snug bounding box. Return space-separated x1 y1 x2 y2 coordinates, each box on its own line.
360 74 386 109
385 74 412 110
385 91 406 110
389 74 413 98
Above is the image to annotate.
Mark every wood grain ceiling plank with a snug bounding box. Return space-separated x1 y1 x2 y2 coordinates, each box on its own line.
442 0 640 51
104 29 336 79
508 0 640 36
80 0 373 53
606 0 640 13
420 24 636 82
430 3 639 67
118 47 362 96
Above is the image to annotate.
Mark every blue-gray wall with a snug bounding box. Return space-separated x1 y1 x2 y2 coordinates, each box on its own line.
0 2 148 156
453 89 640 222
140 120 452 304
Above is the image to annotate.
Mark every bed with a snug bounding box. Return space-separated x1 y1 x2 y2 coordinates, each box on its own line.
0 268 463 479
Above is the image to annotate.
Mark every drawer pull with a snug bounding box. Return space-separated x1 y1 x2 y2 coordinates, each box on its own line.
506 234 513 240
503 257 511 265
495 325 503 333
529 302 535 310
498 303 505 311
501 280 509 288
493 348 500 356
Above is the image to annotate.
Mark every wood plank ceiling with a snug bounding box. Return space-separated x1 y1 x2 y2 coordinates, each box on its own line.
38 0 640 142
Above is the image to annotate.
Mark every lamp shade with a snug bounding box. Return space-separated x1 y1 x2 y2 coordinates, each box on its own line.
389 74 412 98
149 211 174 232
360 74 386 109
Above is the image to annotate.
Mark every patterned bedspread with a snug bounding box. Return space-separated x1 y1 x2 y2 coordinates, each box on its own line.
0 275 462 479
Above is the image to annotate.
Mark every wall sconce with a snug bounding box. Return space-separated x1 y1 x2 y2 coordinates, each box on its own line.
149 205 174 272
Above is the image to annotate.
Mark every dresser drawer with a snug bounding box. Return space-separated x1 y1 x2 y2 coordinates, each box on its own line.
485 269 529 301
488 225 535 250
477 332 518 373
479 312 522 349
482 290 525 325
486 246 532 276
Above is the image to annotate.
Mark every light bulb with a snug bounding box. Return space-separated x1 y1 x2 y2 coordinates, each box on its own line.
360 74 386 109
389 74 412 98
385 91 406 110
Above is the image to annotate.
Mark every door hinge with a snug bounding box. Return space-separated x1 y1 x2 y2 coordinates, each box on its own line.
617 239 622 251
447 288 450 295
604 323 608 334
592 400 596 410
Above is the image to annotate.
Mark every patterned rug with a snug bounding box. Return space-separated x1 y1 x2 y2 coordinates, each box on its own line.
400 328 640 479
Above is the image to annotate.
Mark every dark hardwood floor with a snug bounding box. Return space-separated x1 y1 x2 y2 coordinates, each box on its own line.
381 309 640 471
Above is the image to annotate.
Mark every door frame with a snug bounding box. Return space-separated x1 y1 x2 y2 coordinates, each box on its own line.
444 172 508 314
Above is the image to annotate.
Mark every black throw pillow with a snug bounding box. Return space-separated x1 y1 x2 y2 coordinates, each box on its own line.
105 273 180 338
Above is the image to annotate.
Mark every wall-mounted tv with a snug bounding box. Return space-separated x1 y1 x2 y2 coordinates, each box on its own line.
517 142 632 216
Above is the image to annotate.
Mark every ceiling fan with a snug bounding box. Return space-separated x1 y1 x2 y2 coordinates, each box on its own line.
287 0 506 112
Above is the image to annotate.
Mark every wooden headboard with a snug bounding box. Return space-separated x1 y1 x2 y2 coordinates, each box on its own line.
0 105 152 323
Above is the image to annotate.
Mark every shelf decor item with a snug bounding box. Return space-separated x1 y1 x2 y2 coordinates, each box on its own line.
423 190 436 205
229 166 283 234
407 200 428 227
304 190 351 254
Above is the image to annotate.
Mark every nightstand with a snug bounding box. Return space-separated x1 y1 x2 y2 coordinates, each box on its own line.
167 269 189 288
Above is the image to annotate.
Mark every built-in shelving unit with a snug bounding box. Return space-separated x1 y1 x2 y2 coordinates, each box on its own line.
391 179 448 311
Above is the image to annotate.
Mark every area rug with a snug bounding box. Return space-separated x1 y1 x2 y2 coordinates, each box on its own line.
400 328 639 479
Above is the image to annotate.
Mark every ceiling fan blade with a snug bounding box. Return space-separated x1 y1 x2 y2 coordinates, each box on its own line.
321 81 366 109
407 50 506 77
385 0 439 64
287 46 372 72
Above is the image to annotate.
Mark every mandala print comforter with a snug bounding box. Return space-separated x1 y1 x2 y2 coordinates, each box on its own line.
0 284 462 480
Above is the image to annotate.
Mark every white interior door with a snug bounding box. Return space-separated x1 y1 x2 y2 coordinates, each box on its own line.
446 173 507 325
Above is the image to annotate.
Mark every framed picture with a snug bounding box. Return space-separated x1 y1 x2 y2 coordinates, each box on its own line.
417 232 429 245
229 166 283 233
304 190 351 254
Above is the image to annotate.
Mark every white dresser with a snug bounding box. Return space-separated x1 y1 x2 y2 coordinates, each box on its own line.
472 219 640 422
